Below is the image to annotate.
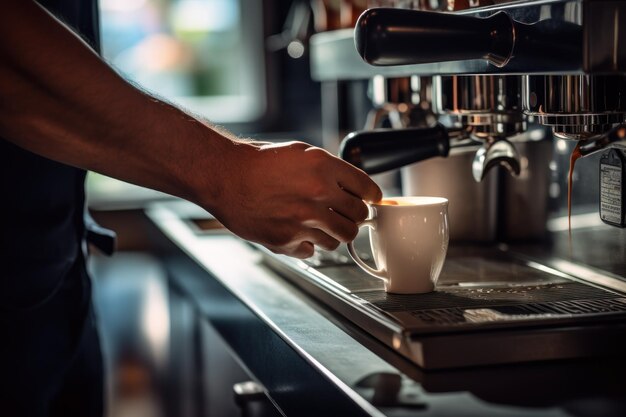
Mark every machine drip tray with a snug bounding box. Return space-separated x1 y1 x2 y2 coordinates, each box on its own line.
259 243 626 369
359 284 626 318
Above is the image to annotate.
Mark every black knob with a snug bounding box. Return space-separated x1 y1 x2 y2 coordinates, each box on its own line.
339 124 451 174
354 8 514 67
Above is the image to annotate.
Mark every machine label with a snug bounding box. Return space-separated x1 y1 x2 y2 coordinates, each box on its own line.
600 164 622 224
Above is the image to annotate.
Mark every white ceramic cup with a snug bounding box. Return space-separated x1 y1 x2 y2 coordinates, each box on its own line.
347 196 449 294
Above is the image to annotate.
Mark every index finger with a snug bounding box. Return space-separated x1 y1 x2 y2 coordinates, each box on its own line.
336 160 382 203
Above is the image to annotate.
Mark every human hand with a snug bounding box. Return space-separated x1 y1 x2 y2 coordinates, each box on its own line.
209 141 382 258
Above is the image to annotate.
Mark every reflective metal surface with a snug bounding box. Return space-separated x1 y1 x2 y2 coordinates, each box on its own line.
522 75 626 139
434 75 526 139
433 75 526 179
471 138 521 181
365 76 435 129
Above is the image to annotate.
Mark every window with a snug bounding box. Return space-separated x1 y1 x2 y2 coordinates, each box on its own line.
100 0 266 123
89 0 267 207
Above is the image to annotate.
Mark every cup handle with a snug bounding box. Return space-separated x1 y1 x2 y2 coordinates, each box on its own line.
347 219 388 284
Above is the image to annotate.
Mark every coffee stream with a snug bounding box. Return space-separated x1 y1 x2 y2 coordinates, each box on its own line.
568 142 582 252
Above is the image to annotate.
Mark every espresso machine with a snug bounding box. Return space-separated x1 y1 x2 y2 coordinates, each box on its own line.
336 2 626 242
260 0 626 369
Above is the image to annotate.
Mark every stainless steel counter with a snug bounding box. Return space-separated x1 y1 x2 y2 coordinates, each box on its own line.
147 201 626 417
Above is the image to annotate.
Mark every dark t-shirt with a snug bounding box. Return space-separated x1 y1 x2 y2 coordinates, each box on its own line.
0 0 100 308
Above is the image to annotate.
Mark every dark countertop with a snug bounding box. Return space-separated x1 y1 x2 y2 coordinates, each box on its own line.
146 201 626 417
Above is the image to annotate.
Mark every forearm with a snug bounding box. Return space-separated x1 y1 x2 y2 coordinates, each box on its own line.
0 0 236 209
0 0 383 259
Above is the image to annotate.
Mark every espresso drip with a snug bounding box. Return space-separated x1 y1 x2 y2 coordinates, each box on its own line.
568 143 582 245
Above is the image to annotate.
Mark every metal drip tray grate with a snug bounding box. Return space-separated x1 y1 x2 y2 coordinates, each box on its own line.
357 282 618 312
355 281 626 329
410 298 626 326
